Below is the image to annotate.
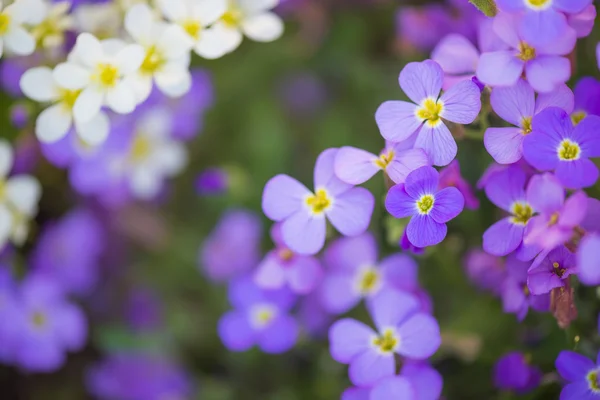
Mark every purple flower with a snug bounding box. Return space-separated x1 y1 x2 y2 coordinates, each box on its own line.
438 160 479 210
501 255 549 320
334 141 429 185
254 224 323 294
320 233 421 314
195 167 229 196
496 0 589 46
476 12 575 93
577 233 600 285
386 166 464 248
218 276 298 354
568 5 596 38
199 209 262 282
494 352 542 394
401 362 444 400
87 353 192 400
555 350 600 400
329 290 440 387
523 108 600 189
376 60 481 166
464 249 506 295
484 79 574 164
527 246 576 295
125 287 163 333
262 148 375 255
573 77 600 123
524 173 587 250
482 165 539 260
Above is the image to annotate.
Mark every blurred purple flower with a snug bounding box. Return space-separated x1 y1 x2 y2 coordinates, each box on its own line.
577 233 600 286
494 352 542 394
278 72 328 117
464 249 506 295
195 167 229 196
125 287 163 333
501 255 549 321
527 246 576 295
10 104 29 129
555 350 600 400
573 77 600 123
297 289 332 338
439 160 479 210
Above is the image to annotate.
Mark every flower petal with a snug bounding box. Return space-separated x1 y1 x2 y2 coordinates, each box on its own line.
483 218 524 256
4 25 35 56
0 141 13 178
320 274 361 314
484 127 524 164
218 311 255 351
555 159 599 190
439 79 481 124
399 60 443 104
20 67 59 102
53 63 90 90
73 87 103 123
484 165 526 211
35 104 72 143
404 165 439 198
555 351 595 381
386 148 430 185
327 187 374 236
314 148 353 196
430 187 464 224
349 349 395 387
241 12 283 42
368 290 420 332
286 256 322 294
578 233 600 285
74 111 110 146
324 233 378 272
334 146 379 185
106 82 136 114
257 315 297 354
329 318 374 363
534 83 574 115
406 214 447 248
431 33 479 75
414 123 457 167
385 184 415 219
6 175 41 216
490 79 535 126
375 101 422 143
262 174 310 221
525 56 571 93
370 377 415 400
281 210 326 255
396 313 441 359
476 51 524 88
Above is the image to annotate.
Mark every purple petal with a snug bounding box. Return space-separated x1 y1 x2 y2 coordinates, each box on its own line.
257 315 298 354
432 34 479 75
56 304 87 351
314 148 353 196
527 268 564 295
396 313 441 359
281 211 327 255
402 362 444 400
218 311 255 351
349 349 395 387
341 387 370 400
430 187 464 224
525 56 571 93
578 234 600 285
520 9 568 48
484 165 526 211
385 184 416 218
483 218 525 256
573 114 600 157
560 382 598 400
555 0 592 14
254 252 286 290
526 173 565 215
479 18 509 53
228 277 265 310
386 149 430 185
399 60 443 104
327 187 374 236
286 256 322 294
404 166 439 198
370 377 415 400
406 215 447 248
496 0 525 12
329 318 375 363
534 83 575 115
559 191 588 228
375 101 423 143
379 254 419 292
262 175 310 221
334 146 379 185
324 233 378 272
555 351 594 381
555 159 599 189
490 79 535 126
368 290 420 332
502 278 527 314
492 12 521 48
320 274 361 314
476 51 524 88
439 80 481 124
484 127 525 164
414 123 457 167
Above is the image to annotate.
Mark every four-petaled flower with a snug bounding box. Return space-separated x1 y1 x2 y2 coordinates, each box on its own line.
556 350 600 400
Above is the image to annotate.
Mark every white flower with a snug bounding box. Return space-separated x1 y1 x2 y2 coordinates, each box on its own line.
211 0 284 55
0 0 47 58
31 0 74 50
73 2 122 39
0 140 41 249
157 0 228 59
124 3 193 102
20 66 110 145
52 33 145 124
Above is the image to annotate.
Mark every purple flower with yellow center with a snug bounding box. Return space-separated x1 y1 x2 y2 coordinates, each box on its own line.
523 108 600 189
334 140 430 185
572 77 600 125
527 246 576 295
496 0 590 47
484 79 574 164
577 233 600 286
524 173 587 251
476 12 575 93
329 290 440 387
439 160 479 210
556 350 600 400
494 352 542 394
254 224 323 294
320 233 421 314
501 255 549 320
218 276 298 354
385 166 464 248
262 148 375 255
375 60 481 166
482 165 539 260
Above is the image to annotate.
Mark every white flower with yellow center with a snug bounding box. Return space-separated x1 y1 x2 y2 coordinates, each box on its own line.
0 141 41 249
52 33 145 124
124 4 193 102
157 0 228 59
31 0 73 50
0 0 47 58
20 66 110 145
211 0 284 55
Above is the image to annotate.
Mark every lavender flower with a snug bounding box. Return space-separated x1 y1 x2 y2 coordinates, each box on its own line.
494 352 542 394
502 255 549 321
375 60 481 166
527 246 576 295
556 350 600 400
386 166 464 248
262 148 375 255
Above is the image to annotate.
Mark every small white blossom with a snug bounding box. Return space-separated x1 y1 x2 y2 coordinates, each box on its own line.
20 66 110 145
0 140 41 249
124 3 193 102
53 33 145 124
31 0 74 50
0 0 47 58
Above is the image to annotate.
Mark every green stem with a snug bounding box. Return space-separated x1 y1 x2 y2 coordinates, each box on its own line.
469 0 498 17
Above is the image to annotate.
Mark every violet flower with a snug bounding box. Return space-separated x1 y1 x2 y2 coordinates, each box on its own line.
527 246 576 295
556 350 600 400
494 352 542 394
577 233 600 286
572 77 600 124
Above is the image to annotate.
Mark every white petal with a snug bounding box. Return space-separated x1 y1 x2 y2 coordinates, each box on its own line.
53 63 90 90
100 38 126 55
4 25 35 55
137 108 171 138
156 24 193 59
11 218 29 245
193 0 227 26
0 205 11 250
35 104 72 143
196 24 240 58
0 140 13 178
130 168 161 199
157 0 187 22
6 175 41 216
74 111 109 146
115 44 145 75
73 87 103 123
106 82 136 114
125 73 153 103
238 0 278 14
20 67 59 102
156 143 187 174
125 3 154 44
155 68 191 97
0 38 4 59
73 33 104 67
241 12 283 42
5 0 46 23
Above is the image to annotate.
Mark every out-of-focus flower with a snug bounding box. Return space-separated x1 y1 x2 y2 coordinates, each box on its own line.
555 350 600 400
494 352 542 393
9 103 29 128
262 148 374 255
577 233 600 285
376 60 481 166
527 246 576 295
386 166 464 248
464 249 506 295
31 0 73 50
200 209 262 282
501 255 549 321
523 108 600 189
297 290 331 338
568 4 596 38
572 77 600 123
218 276 298 354
278 72 328 117
72 1 122 38
125 287 163 333
195 167 228 196
0 0 46 58
439 160 479 210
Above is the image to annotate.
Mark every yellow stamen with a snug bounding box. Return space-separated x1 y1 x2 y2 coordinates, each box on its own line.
130 135 152 162
558 139 581 161
511 202 533 225
140 46 164 75
521 116 532 135
221 8 243 28
374 150 395 169
306 189 332 215
518 42 536 62
525 0 552 9
0 13 11 36
182 20 201 40
416 98 443 127
32 311 47 328
372 329 399 353
571 111 587 125
357 267 380 294
416 194 435 214
92 63 119 88
60 88 82 111
588 370 600 392
553 261 566 278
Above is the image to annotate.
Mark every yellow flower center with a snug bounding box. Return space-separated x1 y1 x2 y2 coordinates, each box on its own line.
521 116 533 135
278 248 294 262
416 98 443 127
416 194 435 215
571 111 587 126
92 63 119 88
588 370 600 392
518 42 536 61
372 329 399 354
0 13 11 36
522 284 530 296
251 304 276 329
357 267 381 295
130 135 152 162
31 311 47 329
374 150 395 169
140 46 164 75
558 139 581 161
553 261 566 278
32 16 66 47
511 202 533 225
525 0 552 10
182 20 201 40
221 8 243 28
306 189 332 215
0 179 6 201
59 88 82 110
549 212 559 226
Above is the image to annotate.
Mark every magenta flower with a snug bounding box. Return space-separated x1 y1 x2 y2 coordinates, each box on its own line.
386 166 464 248
577 233 600 285
375 60 481 166
438 160 479 210
494 352 542 394
527 246 576 295
253 224 323 294
524 173 587 251
501 255 549 321
334 140 429 185
496 0 589 47
556 350 600 400
523 108 600 189
476 12 575 93
329 290 440 387
484 79 574 164
262 148 375 255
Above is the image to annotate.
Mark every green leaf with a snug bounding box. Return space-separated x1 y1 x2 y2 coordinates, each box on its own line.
469 0 498 17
